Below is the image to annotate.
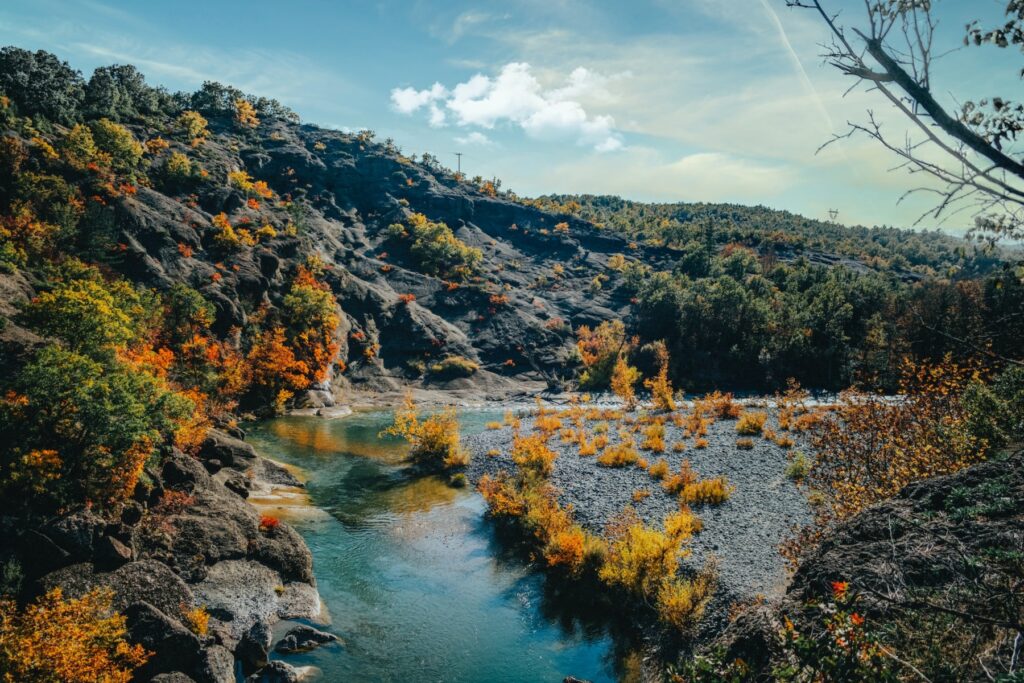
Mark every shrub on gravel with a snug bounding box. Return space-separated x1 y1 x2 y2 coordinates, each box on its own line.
736 411 767 435
736 437 755 450
597 442 640 468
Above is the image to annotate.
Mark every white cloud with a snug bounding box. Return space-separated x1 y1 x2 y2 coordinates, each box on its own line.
390 62 624 152
454 131 495 147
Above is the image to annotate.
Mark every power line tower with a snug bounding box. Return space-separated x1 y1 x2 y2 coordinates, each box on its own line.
454 152 462 176
828 208 839 221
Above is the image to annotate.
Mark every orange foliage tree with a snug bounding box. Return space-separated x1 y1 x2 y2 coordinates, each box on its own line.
282 263 340 383
244 325 309 413
0 588 149 683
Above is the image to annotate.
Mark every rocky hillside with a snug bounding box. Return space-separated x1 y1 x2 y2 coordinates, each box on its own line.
688 449 1024 681
2 112 667 404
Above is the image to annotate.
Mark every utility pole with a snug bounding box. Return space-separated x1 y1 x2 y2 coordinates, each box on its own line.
828 208 839 221
455 152 462 176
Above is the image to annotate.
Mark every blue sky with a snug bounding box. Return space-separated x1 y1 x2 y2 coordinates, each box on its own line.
0 0 1018 231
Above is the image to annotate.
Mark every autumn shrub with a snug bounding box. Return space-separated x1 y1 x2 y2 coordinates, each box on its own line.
735 437 754 450
640 423 666 452
632 488 651 503
694 438 709 449
643 341 676 411
648 458 670 480
699 391 742 419
428 355 479 378
478 473 527 517
681 477 733 505
576 320 633 389
656 560 716 632
736 411 767 435
599 508 690 599
511 432 557 478
183 605 210 636
597 442 639 468
804 358 991 527
577 433 599 456
244 325 309 412
177 110 209 145
611 356 642 410
0 588 149 683
381 393 469 470
786 451 810 481
485 421 503 430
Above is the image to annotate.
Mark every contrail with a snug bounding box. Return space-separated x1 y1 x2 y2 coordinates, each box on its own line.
757 0 836 135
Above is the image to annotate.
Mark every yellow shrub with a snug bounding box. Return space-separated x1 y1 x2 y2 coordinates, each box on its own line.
632 488 651 503
694 438 709 449
672 442 686 453
664 507 703 538
736 411 767 435
512 432 557 478
611 355 641 410
680 477 733 506
599 509 687 599
774 433 795 448
503 410 521 429
656 564 716 632
486 421 502 430
736 437 755 450
183 605 209 636
640 423 666 452
381 393 468 469
478 473 527 517
534 413 563 434
578 434 598 456
648 458 670 480
597 442 639 468
699 391 742 419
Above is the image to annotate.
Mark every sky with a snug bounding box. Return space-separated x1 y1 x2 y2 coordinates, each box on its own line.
0 0 1019 232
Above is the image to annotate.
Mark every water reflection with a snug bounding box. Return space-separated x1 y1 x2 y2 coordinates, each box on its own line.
245 410 639 682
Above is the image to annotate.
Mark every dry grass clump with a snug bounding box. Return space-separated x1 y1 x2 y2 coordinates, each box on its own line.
485 421 503 430
774 433 795 448
736 411 767 435
736 437 755 450
694 438 709 449
632 488 652 503
672 442 687 453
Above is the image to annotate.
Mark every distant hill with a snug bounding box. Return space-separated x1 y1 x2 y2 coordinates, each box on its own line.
528 194 1005 279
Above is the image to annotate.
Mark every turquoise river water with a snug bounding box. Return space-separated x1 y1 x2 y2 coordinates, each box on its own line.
245 410 638 682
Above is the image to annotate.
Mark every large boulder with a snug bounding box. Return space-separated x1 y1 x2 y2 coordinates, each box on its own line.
38 560 193 619
236 619 272 675
124 601 203 681
274 624 339 654
199 430 259 470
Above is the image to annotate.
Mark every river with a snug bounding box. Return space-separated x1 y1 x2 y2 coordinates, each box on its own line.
245 410 639 682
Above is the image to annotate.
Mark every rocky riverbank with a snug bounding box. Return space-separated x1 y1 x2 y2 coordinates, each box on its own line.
465 404 812 636
5 428 340 682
